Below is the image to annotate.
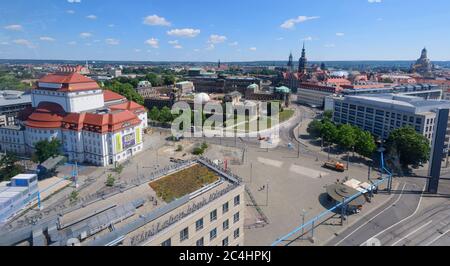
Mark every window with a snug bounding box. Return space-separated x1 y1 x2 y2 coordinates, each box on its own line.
234 195 240 206
234 228 240 239
195 218 204 231
210 228 217 241
222 202 229 214
223 219 229 231
210 209 217 222
196 237 204 246
222 237 229 246
234 212 240 223
161 238 171 246
180 227 189 242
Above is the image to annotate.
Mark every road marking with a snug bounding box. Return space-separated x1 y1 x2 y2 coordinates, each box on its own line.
257 157 283 168
289 164 328 179
391 220 433 246
360 183 426 246
334 183 407 246
425 229 450 246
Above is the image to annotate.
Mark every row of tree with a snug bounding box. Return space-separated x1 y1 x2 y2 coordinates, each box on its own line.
308 119 377 158
307 115 431 168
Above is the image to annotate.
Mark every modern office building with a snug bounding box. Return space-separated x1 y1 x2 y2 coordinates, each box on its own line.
297 83 343 108
0 90 32 127
341 84 443 100
330 94 450 141
0 174 39 223
0 69 148 166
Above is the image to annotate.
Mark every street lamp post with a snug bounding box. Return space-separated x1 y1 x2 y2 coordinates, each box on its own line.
266 181 269 207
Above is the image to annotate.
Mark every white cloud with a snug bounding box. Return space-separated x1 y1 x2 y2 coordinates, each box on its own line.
336 32 345 37
108 24 115 28
167 28 200 38
208 34 227 44
249 47 257 51
67 10 75 14
173 45 183 49
206 44 215 50
145 38 159 48
134 49 141 52
105 38 120 45
67 0 81 3
13 39 34 48
193 49 200 52
276 37 284 41
143 15 171 26
324 43 336 48
303 36 314 41
4 24 23 31
280 16 319 29
39 36 56 42
80 32 93 38
86 15 97 20
168 40 179 45
368 0 382 3
229 41 238 46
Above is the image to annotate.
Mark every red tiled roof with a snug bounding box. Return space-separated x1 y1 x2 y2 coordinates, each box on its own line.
39 72 95 84
103 90 126 102
108 101 146 113
25 102 65 129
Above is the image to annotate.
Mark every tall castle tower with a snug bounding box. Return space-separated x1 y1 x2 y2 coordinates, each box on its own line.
298 42 308 74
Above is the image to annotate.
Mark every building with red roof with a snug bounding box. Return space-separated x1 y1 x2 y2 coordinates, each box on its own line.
0 68 148 166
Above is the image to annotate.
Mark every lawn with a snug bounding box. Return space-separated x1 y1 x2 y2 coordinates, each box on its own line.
149 164 220 203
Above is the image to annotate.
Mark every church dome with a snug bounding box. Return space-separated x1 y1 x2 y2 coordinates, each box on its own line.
194 93 211 104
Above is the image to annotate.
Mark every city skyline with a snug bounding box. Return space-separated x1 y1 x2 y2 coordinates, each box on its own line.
1 0 450 62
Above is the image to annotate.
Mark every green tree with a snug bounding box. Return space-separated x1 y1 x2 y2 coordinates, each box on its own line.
34 139 62 163
163 74 177 86
104 81 144 105
321 120 338 143
106 174 116 187
69 190 79 203
337 124 356 151
145 73 163 87
114 164 124 175
307 120 324 139
148 106 160 121
323 110 333 121
386 127 430 168
354 129 377 158
0 153 25 181
159 106 174 123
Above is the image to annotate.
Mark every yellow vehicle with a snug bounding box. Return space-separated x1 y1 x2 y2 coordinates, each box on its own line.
323 161 345 172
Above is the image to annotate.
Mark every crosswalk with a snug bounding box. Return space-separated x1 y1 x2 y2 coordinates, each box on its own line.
256 157 330 179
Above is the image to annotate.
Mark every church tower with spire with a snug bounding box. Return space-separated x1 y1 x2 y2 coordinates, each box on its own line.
287 52 294 72
298 42 308 74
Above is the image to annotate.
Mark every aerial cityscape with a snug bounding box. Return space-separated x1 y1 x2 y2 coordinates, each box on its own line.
0 0 449 255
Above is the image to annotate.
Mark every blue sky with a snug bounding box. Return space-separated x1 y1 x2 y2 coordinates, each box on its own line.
0 0 449 62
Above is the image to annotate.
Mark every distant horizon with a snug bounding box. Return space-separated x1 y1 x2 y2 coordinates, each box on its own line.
1 0 450 61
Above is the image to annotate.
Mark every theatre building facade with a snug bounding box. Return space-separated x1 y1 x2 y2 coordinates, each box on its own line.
0 69 148 166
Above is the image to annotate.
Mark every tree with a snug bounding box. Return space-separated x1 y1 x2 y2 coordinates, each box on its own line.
104 81 144 105
145 73 163 87
323 110 333 121
354 129 377 158
159 106 174 124
0 153 24 181
114 164 124 175
307 120 323 139
386 127 431 168
148 106 160 121
69 190 79 203
34 139 62 163
106 174 116 187
321 120 338 143
337 124 356 151
163 74 177 86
